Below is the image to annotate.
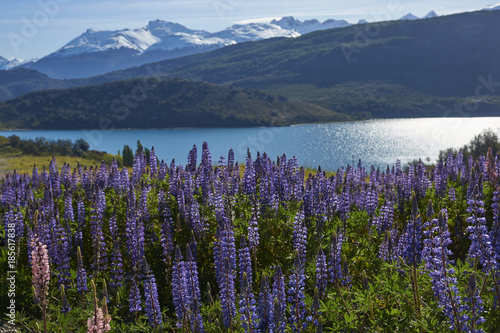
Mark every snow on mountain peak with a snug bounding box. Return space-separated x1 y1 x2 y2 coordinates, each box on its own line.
54 27 160 57
482 3 500 10
424 11 438 18
271 16 350 34
400 13 420 20
0 56 28 70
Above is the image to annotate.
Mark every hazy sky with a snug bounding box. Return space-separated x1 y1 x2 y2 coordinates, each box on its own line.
0 0 496 60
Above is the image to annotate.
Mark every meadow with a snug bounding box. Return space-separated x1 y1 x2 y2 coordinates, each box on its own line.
1 141 500 332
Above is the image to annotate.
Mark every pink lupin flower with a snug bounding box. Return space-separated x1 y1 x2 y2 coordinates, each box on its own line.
87 281 111 333
31 238 50 333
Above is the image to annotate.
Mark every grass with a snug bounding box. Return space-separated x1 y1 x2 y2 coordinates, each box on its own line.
0 155 104 175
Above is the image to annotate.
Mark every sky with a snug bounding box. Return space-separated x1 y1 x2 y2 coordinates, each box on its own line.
0 0 496 60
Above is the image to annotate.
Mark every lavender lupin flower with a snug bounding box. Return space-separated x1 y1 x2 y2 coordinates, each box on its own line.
272 265 287 333
128 276 142 314
149 146 157 177
108 215 123 289
172 246 189 328
292 209 307 263
467 185 496 273
257 274 272 332
287 251 308 332
238 236 253 288
239 272 258 333
77 246 88 294
143 261 162 328
315 248 328 298
423 209 468 332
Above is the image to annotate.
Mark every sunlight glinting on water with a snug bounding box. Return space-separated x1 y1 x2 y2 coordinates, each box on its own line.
0 117 497 171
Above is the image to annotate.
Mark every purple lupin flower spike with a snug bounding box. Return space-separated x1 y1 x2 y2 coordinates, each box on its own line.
187 144 197 173
77 247 87 306
149 146 157 177
108 215 123 289
172 246 188 328
243 148 256 196
257 274 272 332
272 265 286 333
128 275 142 315
398 192 423 267
238 236 253 288
315 248 328 298
423 209 468 332
142 259 163 328
239 272 258 333
467 184 496 273
292 209 307 263
464 271 485 333
185 245 205 332
220 256 237 330
287 250 308 332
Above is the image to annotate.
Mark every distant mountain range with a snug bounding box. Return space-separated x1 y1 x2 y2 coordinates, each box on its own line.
483 3 500 11
0 56 27 70
0 10 499 129
5 12 437 79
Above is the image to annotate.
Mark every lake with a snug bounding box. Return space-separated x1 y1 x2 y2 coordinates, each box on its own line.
1 117 498 171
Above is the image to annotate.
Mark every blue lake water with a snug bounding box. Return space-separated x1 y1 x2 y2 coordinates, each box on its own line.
1 117 498 170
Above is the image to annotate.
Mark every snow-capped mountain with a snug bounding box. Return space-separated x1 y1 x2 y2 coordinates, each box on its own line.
17 11 441 79
424 11 438 19
270 16 350 34
482 3 500 10
399 13 420 20
0 56 28 70
21 19 304 79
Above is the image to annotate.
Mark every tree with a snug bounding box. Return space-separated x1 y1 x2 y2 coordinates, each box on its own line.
136 140 143 154
8 135 21 147
123 145 134 167
72 139 90 156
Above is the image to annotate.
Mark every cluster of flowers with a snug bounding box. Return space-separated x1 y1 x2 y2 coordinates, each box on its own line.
1 143 500 332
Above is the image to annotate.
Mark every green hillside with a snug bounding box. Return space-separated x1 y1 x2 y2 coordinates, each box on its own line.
0 78 349 129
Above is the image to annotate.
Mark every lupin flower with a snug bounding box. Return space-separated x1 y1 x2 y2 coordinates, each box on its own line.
257 274 273 333
60 284 71 313
108 215 123 289
287 251 308 332
238 236 253 288
149 146 158 176
423 209 468 331
467 185 496 273
315 248 328 298
129 274 142 315
398 193 423 266
464 272 485 332
143 261 162 328
239 272 258 332
171 246 189 328
184 245 204 332
292 209 307 263
329 229 350 286
220 256 237 329
272 266 286 333
77 247 88 297
31 238 50 307
31 238 50 333
87 281 111 333
243 148 256 195
247 213 260 251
